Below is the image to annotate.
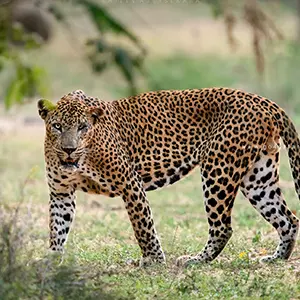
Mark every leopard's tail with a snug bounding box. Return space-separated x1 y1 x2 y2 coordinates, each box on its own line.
275 107 300 200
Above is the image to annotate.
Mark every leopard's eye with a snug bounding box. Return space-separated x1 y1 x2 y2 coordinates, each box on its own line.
53 123 62 131
78 123 88 131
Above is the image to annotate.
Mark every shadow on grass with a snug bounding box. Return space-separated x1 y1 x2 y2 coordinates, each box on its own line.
0 205 127 300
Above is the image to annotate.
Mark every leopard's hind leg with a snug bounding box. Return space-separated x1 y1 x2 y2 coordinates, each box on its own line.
176 144 258 267
240 148 299 262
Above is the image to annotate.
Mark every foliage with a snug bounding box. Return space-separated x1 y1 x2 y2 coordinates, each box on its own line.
0 0 146 109
50 0 146 95
0 2 49 109
202 0 284 76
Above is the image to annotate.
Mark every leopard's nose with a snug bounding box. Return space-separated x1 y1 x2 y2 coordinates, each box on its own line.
62 147 77 155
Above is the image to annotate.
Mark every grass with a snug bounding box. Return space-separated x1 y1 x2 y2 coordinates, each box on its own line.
0 123 299 299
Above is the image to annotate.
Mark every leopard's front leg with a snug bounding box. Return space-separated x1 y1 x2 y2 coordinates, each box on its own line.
48 187 76 253
122 171 165 266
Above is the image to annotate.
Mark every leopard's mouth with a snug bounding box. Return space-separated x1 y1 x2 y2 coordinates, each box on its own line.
60 158 79 169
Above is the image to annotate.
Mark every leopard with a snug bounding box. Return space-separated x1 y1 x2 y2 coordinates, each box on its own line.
38 87 299 267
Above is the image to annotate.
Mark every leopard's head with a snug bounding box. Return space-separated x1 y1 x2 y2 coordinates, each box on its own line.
37 91 102 169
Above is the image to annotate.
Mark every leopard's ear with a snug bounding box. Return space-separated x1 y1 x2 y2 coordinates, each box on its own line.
88 107 104 125
37 99 56 120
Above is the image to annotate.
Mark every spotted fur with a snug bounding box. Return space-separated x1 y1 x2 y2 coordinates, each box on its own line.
38 88 299 266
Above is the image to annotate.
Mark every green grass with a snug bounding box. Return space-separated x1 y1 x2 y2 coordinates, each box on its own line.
146 54 247 91
0 125 299 300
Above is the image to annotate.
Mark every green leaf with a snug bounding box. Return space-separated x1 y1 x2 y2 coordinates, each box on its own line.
4 63 48 110
16 64 30 100
0 58 3 72
92 61 108 73
30 66 49 97
24 34 43 50
86 38 110 53
80 0 142 48
11 23 26 43
113 47 136 94
132 55 147 76
4 76 25 109
95 39 109 53
204 0 223 18
252 231 261 244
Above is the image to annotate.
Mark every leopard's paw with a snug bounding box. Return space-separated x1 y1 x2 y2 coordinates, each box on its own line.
259 255 278 264
139 256 166 267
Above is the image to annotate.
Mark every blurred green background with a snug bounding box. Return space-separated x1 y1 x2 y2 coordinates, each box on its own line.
1 1 300 299
2 0 300 116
